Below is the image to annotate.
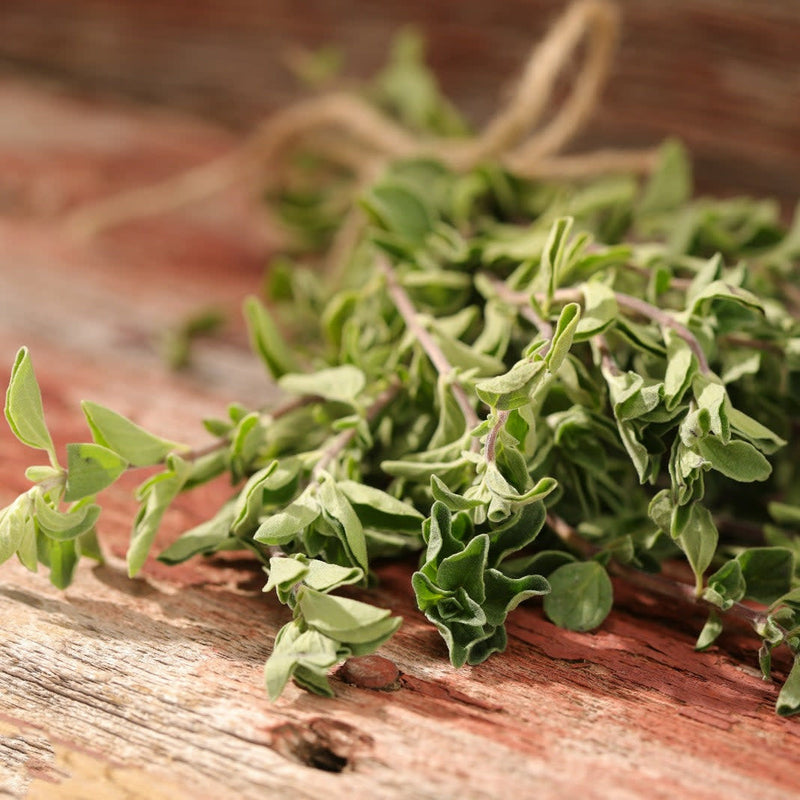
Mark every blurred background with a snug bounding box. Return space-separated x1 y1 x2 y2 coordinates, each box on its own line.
0 0 798 209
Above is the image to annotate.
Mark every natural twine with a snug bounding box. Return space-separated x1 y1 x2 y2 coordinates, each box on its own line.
64 0 658 240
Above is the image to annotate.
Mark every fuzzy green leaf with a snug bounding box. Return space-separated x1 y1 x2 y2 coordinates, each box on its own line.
158 501 237 564
297 586 401 644
776 657 800 717
475 360 546 410
279 365 366 405
33 492 101 542
546 302 581 373
540 216 573 302
64 443 128 502
0 506 20 565
695 610 723 651
639 139 692 215
243 295 297 379
128 456 190 576
362 181 435 243
5 347 56 463
574 281 617 340
737 548 794 605
337 480 423 528
254 491 320 546
317 474 369 571
82 401 182 467
696 437 771 482
675 503 718 589
543 561 613 632
264 620 340 701
703 560 746 611
41 537 79 589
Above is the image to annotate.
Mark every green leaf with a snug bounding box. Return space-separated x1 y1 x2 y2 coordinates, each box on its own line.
157 501 237 564
768 503 800 526
297 586 401 645
82 401 182 467
695 610 723 651
0 500 26 565
647 489 673 534
302 558 364 593
484 467 557 506
42 537 79 589
264 555 310 604
540 216 573 303
64 443 128 501
639 139 692 216
776 657 800 717
436 534 489 599
361 180 435 243
337 480 423 530
727 408 786 455
317 474 369 571
689 280 764 316
33 492 101 542
475 360 547 410
546 302 581 373
279 365 366 405
128 456 190 576
243 295 297 379
9 497 38 572
231 461 279 535
482 569 549 627
574 281 617 341
430 475 484 511
24 465 63 484
696 437 771 483
720 349 761 385
430 326 506 376
543 561 613 632
663 336 695 411
702 560 746 611
264 620 339 701
736 547 794 605
254 491 320 545
675 503 718 591
694 379 728 441
5 347 57 464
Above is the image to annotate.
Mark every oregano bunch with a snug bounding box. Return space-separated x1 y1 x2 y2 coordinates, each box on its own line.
4 26 800 716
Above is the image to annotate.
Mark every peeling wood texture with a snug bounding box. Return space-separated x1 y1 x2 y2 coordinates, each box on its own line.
1 31 800 799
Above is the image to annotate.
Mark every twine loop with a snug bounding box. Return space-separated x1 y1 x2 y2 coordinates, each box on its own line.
66 0 657 239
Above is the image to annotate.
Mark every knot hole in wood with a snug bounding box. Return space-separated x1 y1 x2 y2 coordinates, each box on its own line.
268 717 375 773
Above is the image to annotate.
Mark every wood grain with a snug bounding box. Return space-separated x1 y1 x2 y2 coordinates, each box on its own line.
1 72 800 799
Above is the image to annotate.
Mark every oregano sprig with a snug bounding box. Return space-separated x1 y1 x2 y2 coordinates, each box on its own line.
3 27 800 716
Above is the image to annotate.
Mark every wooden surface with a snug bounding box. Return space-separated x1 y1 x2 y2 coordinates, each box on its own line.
1 0 799 208
1 68 800 800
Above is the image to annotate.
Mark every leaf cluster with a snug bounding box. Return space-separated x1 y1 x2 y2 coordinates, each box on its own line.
4 47 800 716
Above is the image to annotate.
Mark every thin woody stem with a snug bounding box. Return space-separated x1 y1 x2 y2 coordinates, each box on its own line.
33 393 329 499
611 291 711 375
483 281 557 465
484 409 510 464
595 333 622 376
181 394 324 462
380 259 481 439
487 276 712 375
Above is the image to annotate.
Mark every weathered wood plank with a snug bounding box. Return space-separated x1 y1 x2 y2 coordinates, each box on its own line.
1 78 800 800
